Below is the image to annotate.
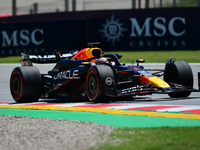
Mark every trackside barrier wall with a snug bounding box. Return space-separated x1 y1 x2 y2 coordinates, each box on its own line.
0 7 200 56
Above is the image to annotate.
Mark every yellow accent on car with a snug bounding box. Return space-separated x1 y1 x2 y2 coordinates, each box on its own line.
138 59 144 61
136 59 145 63
148 76 170 88
81 62 90 64
85 48 102 58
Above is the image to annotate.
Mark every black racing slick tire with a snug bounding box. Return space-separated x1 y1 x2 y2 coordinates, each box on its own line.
86 65 115 102
10 66 43 103
164 60 193 98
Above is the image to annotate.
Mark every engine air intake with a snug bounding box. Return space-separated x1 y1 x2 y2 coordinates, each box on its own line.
92 49 101 56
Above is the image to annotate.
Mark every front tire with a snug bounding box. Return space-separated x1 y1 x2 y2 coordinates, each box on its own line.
10 66 43 103
86 65 115 102
164 60 193 98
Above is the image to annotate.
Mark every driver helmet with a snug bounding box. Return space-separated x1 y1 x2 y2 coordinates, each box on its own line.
95 57 108 64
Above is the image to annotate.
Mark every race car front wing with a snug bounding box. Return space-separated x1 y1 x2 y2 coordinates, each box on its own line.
116 84 199 97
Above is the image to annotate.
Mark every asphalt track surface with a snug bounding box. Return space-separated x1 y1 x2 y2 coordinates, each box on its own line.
1 63 200 104
1 63 200 127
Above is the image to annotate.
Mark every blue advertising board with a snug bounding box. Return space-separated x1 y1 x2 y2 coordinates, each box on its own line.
0 8 200 56
88 8 200 50
0 20 86 56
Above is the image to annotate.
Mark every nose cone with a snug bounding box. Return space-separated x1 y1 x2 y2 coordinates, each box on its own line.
140 76 170 88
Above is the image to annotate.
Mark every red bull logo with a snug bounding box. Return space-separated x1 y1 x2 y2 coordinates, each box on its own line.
71 47 102 62
139 74 150 84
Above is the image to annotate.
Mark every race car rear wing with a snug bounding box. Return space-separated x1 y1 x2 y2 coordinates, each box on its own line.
21 50 78 64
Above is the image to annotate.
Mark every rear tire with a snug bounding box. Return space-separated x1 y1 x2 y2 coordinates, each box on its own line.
10 66 43 103
86 65 115 102
164 60 193 98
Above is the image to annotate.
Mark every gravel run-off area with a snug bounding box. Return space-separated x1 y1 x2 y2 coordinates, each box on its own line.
0 115 117 150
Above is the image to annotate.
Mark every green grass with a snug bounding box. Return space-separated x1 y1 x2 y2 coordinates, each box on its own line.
90 127 200 150
105 50 200 63
0 56 22 63
164 0 197 7
0 51 200 63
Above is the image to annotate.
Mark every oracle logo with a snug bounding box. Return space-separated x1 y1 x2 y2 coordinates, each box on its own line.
54 70 80 80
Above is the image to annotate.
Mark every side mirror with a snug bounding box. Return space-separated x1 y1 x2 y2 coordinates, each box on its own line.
136 59 145 66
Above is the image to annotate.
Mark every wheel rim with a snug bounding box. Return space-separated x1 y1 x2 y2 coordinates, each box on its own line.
10 71 23 100
12 74 21 96
88 73 97 96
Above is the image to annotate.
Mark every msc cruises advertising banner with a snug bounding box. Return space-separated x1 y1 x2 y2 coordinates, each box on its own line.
88 8 200 51
0 8 200 56
0 20 86 56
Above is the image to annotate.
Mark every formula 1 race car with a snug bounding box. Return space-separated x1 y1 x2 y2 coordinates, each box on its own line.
10 42 199 103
